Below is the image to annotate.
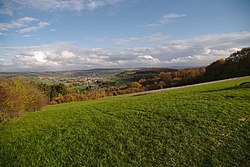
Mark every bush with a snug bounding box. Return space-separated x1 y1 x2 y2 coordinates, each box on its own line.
0 78 47 122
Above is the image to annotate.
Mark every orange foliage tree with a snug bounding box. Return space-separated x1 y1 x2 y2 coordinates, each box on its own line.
0 78 47 122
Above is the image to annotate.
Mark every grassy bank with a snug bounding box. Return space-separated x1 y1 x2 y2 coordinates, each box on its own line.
1 77 250 166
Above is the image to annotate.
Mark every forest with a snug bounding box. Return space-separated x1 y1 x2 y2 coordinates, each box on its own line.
0 47 249 122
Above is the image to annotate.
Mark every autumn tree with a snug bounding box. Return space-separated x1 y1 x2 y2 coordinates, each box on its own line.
205 59 225 80
0 78 47 122
130 82 142 88
158 81 166 89
159 72 172 85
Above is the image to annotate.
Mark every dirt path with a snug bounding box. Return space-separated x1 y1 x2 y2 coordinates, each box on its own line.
116 76 250 97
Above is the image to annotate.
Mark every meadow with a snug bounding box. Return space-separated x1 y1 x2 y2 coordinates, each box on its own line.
0 77 249 166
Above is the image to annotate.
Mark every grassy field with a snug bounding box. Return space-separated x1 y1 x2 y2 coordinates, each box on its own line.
1 77 250 166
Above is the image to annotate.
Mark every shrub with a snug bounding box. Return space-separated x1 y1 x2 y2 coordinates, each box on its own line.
0 78 47 122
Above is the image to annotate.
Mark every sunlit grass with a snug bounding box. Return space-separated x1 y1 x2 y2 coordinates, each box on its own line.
1 77 250 166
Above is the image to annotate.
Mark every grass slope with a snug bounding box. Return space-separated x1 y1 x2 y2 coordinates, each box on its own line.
1 77 250 166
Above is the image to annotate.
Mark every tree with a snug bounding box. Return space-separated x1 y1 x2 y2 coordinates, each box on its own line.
205 59 225 80
54 93 65 103
158 72 172 85
158 81 166 89
55 83 67 95
139 79 146 84
0 78 47 122
146 81 159 90
224 48 250 76
204 48 250 81
130 82 142 88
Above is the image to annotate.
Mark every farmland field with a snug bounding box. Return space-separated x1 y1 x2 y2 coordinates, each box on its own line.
0 77 250 166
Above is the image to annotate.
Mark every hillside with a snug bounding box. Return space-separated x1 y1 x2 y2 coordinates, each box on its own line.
1 77 250 166
0 68 127 83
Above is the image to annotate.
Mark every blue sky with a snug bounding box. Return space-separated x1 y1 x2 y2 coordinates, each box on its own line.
0 0 250 72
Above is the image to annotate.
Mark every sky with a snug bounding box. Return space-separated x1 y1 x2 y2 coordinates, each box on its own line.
0 0 250 72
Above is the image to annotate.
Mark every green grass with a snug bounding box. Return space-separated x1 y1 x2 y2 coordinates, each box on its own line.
1 77 250 166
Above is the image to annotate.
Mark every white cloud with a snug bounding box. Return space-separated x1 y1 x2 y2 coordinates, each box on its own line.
87 1 100 10
137 55 160 64
0 17 49 34
39 22 49 27
139 13 186 28
0 31 250 72
160 13 186 24
19 21 49 33
3 0 122 12
0 21 25 31
6 0 84 11
86 0 122 10
19 27 39 33
18 17 39 22
33 52 47 63
0 59 13 66
22 34 32 37
61 50 77 59
113 33 168 46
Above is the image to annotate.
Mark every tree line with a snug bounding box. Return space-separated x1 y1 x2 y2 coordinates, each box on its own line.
204 47 250 80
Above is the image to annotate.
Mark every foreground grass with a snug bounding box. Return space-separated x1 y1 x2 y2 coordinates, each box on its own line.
1 77 250 166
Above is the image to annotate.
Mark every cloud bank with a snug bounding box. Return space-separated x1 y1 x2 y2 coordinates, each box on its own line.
0 31 250 72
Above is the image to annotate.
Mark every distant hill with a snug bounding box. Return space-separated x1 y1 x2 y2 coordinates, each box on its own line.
0 68 129 84
116 68 177 82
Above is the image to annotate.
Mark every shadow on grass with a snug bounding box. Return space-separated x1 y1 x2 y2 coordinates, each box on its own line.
132 94 148 97
200 86 239 93
200 82 250 93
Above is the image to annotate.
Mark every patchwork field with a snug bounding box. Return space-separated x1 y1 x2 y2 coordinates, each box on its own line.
0 77 250 166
